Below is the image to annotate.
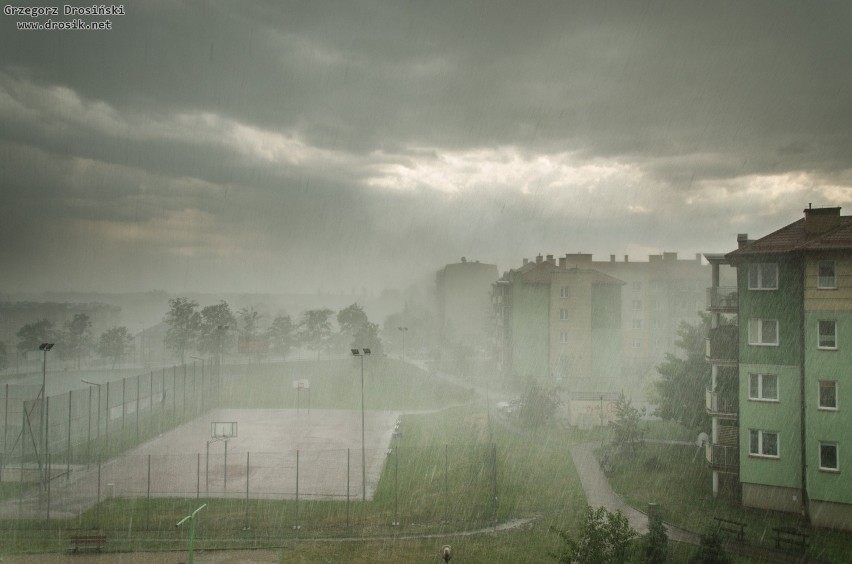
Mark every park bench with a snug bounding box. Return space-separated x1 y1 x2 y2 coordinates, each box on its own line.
69 534 107 552
713 516 746 541
772 526 808 553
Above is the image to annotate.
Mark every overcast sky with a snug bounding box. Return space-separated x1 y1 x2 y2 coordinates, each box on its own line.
1 1 851 295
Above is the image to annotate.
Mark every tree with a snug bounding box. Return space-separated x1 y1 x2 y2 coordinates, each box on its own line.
338 303 383 355
198 301 236 355
64 313 92 369
266 313 295 358
298 308 334 360
553 506 637 564
96 326 133 368
238 306 264 357
353 320 383 356
643 512 669 563
16 319 57 353
337 303 368 338
610 393 645 457
689 528 731 564
164 297 200 364
653 314 712 430
511 378 562 428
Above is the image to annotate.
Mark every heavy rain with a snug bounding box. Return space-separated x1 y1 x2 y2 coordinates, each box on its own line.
1 2 852 563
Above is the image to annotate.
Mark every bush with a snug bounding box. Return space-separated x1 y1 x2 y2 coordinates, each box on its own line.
553 506 637 564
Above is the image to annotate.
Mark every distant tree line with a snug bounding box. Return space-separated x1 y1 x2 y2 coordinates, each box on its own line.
162 298 383 364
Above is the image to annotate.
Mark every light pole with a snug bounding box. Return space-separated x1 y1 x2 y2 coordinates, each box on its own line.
39 342 54 488
82 380 102 459
351 348 371 501
397 326 408 361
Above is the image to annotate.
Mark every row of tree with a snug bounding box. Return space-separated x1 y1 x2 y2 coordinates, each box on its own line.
162 298 383 364
5 314 133 369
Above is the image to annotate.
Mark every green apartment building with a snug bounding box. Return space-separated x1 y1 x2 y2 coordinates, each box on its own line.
492 254 623 391
724 206 852 529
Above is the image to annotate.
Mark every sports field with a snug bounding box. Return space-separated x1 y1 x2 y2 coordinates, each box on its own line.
0 408 401 519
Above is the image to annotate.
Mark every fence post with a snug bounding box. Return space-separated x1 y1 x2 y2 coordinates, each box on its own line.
19 407 25 515
444 444 449 523
295 449 299 530
4 383 8 459
136 375 141 442
196 452 200 500
346 448 350 528
86 386 92 467
46 452 51 522
491 443 498 526
44 396 49 490
67 391 72 480
244 452 250 530
146 454 151 530
105 381 110 454
182 364 187 422
96 456 101 529
121 378 126 436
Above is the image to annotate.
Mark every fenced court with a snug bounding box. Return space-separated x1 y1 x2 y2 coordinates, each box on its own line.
0 360 500 550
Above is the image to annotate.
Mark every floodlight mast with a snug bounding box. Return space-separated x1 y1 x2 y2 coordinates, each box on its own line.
39 343 54 489
351 348 371 501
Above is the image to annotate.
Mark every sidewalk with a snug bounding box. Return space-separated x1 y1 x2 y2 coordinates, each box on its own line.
568 442 699 544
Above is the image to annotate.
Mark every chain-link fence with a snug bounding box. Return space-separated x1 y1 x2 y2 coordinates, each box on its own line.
0 442 500 544
1 361 220 489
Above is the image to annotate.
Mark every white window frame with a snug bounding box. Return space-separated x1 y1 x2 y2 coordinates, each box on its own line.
748 263 779 290
632 300 642 310
560 286 569 299
559 308 569 321
819 380 838 410
749 429 779 458
818 261 837 289
559 331 568 344
632 339 641 349
748 318 779 346
632 319 642 329
819 442 839 472
818 320 837 350
748 373 779 402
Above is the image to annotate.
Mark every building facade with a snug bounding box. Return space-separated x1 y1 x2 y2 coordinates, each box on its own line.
725 206 852 529
494 252 716 395
436 258 499 351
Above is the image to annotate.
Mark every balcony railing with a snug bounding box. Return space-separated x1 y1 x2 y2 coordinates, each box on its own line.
705 443 739 471
705 325 738 365
706 286 738 312
705 388 738 416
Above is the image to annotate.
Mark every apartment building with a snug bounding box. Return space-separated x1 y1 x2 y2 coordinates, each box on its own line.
492 254 623 391
724 206 852 530
436 258 499 350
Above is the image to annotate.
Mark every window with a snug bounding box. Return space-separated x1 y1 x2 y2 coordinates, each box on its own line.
749 263 778 290
748 318 779 346
632 281 642 292
818 320 837 349
820 442 839 471
559 308 569 321
818 261 837 289
560 286 569 298
819 380 837 409
749 430 779 457
632 339 641 349
559 331 568 344
749 373 778 401
632 319 642 329
632 300 642 310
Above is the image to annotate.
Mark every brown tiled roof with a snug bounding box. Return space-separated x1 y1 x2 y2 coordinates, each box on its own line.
727 216 852 259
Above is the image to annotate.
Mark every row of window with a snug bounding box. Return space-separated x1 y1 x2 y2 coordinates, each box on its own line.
747 318 838 349
749 262 838 290
747 373 837 409
748 430 839 471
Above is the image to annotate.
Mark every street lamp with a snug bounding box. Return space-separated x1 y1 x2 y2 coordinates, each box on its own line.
351 348 371 501
39 342 54 487
397 326 408 361
81 380 102 459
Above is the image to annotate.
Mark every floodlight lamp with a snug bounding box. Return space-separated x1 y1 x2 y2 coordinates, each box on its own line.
351 349 360 356
39 343 54 351
363 348 371 355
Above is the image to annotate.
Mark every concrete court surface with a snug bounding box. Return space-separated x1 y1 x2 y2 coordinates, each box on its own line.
0 408 400 519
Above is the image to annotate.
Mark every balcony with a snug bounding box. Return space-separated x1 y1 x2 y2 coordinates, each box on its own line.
705 325 738 366
706 286 738 313
705 388 737 417
705 443 739 472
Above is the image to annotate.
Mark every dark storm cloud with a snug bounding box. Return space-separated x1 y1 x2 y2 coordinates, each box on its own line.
1 1 851 293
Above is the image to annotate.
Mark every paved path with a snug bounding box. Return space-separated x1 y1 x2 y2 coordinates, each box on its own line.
569 442 699 544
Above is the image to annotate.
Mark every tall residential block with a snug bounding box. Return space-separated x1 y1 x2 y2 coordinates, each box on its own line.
725 206 852 530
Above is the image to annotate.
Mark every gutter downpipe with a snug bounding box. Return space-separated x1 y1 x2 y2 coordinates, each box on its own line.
799 254 810 522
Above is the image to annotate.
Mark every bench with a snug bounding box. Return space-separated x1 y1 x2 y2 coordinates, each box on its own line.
772 526 808 552
713 517 746 541
69 534 107 552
